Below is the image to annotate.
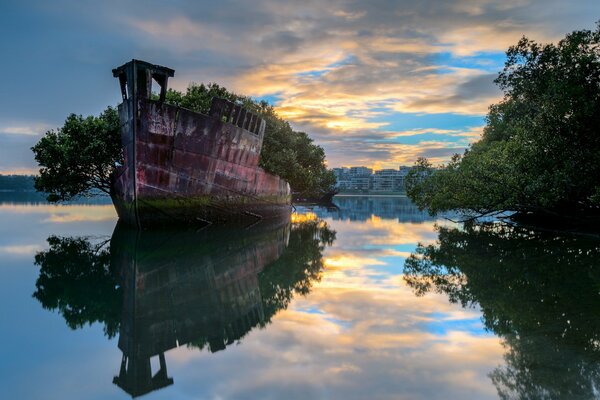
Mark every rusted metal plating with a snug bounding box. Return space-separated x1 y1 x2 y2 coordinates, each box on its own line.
209 98 266 137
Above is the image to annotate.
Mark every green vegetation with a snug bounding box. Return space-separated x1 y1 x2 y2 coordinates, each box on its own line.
31 83 335 201
406 23 600 220
403 222 600 398
31 107 121 202
163 83 336 198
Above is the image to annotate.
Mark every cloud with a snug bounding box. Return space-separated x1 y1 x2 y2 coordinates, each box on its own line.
385 126 484 140
0 123 51 136
1 0 598 171
0 168 39 175
0 244 43 255
317 138 469 169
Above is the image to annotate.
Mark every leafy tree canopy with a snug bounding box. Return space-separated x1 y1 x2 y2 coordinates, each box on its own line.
31 83 336 201
406 23 600 220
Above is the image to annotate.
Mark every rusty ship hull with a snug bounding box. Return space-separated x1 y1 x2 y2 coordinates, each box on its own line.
111 60 291 228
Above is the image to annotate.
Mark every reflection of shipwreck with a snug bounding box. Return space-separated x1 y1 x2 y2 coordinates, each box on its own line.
111 60 291 228
111 220 290 397
32 211 334 398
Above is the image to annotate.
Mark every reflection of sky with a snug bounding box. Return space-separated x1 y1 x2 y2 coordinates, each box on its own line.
0 204 118 399
0 202 504 399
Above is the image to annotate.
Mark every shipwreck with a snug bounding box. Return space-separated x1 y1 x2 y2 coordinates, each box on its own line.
111 59 291 228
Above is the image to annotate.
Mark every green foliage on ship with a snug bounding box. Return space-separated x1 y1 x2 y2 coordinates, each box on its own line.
31 84 336 201
406 23 600 221
163 83 336 199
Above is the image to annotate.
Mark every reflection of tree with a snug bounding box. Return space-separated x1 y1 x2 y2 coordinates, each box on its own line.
258 218 336 326
33 236 122 338
403 222 600 399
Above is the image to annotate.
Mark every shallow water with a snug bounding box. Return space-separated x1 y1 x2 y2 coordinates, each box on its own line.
1 195 599 399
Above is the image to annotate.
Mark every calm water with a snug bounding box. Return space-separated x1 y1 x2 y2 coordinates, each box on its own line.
1 195 599 399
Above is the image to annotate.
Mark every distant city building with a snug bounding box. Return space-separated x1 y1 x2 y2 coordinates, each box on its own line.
349 166 373 176
372 169 399 192
333 165 413 193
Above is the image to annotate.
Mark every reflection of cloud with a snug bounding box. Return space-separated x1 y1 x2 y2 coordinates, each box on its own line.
329 218 444 249
0 204 116 223
165 242 502 399
160 211 505 398
267 214 502 395
290 211 318 223
324 255 386 270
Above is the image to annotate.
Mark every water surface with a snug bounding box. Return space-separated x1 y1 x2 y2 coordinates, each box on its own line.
1 195 599 399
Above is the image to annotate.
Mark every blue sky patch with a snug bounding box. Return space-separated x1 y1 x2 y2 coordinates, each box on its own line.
434 51 507 72
370 112 485 132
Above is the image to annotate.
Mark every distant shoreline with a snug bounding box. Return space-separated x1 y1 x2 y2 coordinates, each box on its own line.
334 193 408 198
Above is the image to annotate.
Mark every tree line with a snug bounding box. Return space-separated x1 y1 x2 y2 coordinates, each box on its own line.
0 175 36 192
407 23 600 224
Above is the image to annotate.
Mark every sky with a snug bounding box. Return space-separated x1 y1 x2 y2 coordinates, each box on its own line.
0 0 598 173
